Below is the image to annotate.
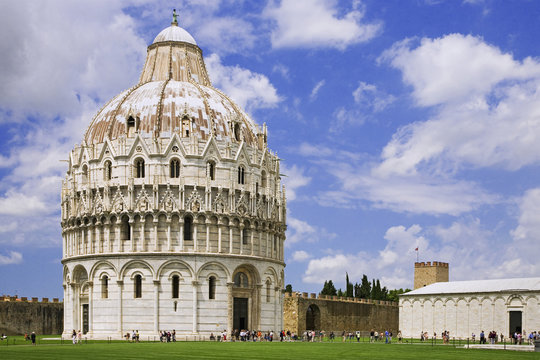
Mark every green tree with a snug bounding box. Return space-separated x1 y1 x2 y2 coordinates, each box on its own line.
345 273 353 297
359 275 371 299
387 288 411 302
285 284 293 294
337 288 344 297
321 280 337 296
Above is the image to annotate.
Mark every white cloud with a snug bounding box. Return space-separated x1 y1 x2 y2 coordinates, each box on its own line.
205 53 282 113
272 64 290 79
281 164 311 201
286 216 336 246
310 80 326 101
303 219 508 290
0 251 23 265
378 34 540 176
511 188 540 242
352 81 395 112
264 0 381 50
291 250 311 262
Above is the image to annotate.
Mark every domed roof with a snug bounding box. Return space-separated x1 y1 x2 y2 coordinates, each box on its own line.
84 14 260 147
153 23 197 46
84 80 258 146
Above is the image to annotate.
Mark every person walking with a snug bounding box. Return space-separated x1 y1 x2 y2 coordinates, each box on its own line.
30 332 36 345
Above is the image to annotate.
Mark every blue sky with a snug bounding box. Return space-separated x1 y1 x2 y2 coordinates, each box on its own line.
2 0 540 298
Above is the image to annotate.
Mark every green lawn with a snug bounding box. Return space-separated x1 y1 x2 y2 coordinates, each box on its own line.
1 340 539 360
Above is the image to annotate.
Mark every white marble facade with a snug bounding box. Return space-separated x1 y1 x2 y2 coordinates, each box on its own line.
399 278 540 339
61 16 286 340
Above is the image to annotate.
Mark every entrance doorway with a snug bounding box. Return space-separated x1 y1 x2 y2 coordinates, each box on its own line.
509 311 522 336
82 304 89 334
306 304 320 331
233 297 248 330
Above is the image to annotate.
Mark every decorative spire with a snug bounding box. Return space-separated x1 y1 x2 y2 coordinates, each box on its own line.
172 9 179 26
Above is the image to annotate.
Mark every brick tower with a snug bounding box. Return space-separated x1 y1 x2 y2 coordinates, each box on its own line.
413 261 449 289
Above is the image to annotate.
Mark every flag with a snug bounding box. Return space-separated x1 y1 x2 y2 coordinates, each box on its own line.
415 247 418 251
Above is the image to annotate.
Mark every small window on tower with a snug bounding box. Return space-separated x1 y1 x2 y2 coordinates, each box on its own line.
182 116 190 137
234 123 241 141
170 159 180 178
135 158 145 178
208 161 215 180
104 161 112 181
127 116 136 137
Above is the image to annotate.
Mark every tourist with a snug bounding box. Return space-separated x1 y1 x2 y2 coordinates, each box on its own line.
72 329 77 344
77 330 82 344
374 331 379 342
385 330 389 344
471 333 475 343
480 330 485 344
370 329 374 343
31 331 36 345
397 330 402 343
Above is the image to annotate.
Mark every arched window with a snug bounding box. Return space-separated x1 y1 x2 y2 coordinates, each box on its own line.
134 274 142 298
242 228 249 245
274 235 277 253
266 280 271 303
209 276 216 300
207 161 215 180
122 217 131 241
184 216 192 240
182 116 190 137
82 165 88 184
234 123 241 141
238 166 245 184
104 161 112 181
170 159 180 178
135 158 145 178
127 116 136 137
101 275 108 299
234 272 249 288
172 275 179 299
261 171 267 188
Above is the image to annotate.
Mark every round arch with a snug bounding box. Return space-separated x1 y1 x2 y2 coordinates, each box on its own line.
306 304 321 331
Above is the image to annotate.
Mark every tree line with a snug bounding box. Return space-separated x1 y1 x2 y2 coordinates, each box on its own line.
319 273 410 302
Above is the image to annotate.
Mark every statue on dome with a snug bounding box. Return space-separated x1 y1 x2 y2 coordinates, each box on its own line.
172 9 179 24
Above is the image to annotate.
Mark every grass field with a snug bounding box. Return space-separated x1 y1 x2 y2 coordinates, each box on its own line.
1 339 539 360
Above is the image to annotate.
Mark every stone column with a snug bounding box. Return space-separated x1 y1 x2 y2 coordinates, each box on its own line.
193 219 198 252
104 220 110 253
167 219 172 251
255 284 262 331
240 224 244 255
274 286 280 331
81 225 86 254
229 227 233 254
70 283 76 332
192 281 199 333
87 225 92 254
179 218 184 251
153 280 160 334
117 280 123 336
250 226 254 256
96 223 102 253
258 231 263 256
227 282 233 340
266 232 269 258
129 219 135 252
218 222 222 253
153 219 159 252
88 281 94 335
205 219 210 252
139 220 145 252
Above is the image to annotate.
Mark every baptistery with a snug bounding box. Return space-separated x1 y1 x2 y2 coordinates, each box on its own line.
61 13 286 339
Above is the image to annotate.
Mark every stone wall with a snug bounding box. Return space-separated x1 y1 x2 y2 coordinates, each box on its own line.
0 296 63 335
283 292 398 334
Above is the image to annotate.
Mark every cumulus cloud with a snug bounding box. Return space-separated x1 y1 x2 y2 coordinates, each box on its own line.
205 53 282 113
264 0 381 50
303 219 505 289
286 216 336 246
378 34 540 176
291 250 311 262
0 251 23 265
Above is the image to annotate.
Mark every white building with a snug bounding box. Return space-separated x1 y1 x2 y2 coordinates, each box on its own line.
399 278 540 339
61 14 286 340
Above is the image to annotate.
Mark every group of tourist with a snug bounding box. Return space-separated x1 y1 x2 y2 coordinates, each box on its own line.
159 330 176 342
370 329 396 343
71 329 83 344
